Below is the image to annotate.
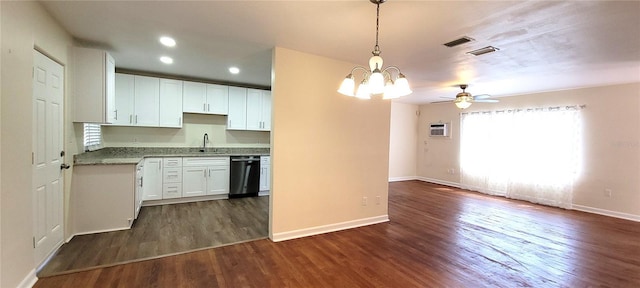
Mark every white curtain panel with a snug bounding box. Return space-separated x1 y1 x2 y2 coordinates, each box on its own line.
460 107 582 209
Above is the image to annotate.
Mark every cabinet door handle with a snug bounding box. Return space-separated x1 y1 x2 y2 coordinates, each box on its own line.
203 103 206 112
135 115 138 124
208 169 211 177
114 110 118 120
129 114 133 124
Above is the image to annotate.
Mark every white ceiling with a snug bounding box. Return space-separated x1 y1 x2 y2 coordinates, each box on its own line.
41 0 640 104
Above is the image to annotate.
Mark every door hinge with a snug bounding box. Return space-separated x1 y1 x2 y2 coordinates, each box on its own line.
33 237 36 248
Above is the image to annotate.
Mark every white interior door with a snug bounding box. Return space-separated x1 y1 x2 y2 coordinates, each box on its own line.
32 50 65 266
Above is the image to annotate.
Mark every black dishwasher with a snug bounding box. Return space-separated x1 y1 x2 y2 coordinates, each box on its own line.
229 156 261 198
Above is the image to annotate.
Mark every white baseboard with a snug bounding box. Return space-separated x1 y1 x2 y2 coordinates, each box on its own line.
17 269 38 288
73 226 131 237
572 204 640 222
142 194 229 206
388 176 418 182
271 215 390 242
416 177 461 188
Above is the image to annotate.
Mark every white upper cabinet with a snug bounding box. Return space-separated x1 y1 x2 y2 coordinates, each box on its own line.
246 89 271 131
113 73 135 126
206 84 229 115
227 87 248 130
183 81 228 115
159 79 183 128
133 75 160 127
73 47 116 123
183 81 207 113
112 73 170 127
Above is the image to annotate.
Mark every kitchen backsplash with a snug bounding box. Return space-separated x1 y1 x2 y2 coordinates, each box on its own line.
102 113 270 148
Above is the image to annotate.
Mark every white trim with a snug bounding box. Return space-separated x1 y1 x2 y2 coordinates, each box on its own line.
271 215 389 242
572 204 640 222
416 177 461 188
388 176 417 182
142 194 228 206
72 227 131 237
17 269 37 288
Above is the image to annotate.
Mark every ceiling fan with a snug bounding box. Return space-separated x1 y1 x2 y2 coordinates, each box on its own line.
435 84 499 109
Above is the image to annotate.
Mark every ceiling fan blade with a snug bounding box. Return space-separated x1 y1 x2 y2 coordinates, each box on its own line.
473 94 491 100
474 99 499 103
431 100 453 104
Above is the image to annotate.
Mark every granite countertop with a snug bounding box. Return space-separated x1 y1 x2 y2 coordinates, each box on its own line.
74 147 270 166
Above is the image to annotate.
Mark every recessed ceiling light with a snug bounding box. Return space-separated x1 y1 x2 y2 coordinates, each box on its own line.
159 36 176 47
160 56 173 64
229 67 240 74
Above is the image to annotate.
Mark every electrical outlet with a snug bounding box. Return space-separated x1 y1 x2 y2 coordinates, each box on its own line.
362 197 368 206
604 189 612 197
376 196 381 205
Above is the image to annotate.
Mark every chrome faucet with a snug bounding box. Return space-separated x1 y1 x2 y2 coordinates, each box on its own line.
200 133 209 152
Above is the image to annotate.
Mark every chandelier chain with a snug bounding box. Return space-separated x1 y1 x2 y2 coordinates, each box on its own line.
374 2 380 54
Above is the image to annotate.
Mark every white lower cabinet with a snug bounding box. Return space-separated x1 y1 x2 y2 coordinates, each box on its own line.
259 156 270 193
142 158 163 201
141 156 230 203
162 157 183 199
182 157 230 197
182 166 208 197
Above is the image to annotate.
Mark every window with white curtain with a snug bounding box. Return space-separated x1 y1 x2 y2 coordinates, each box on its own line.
83 123 103 152
459 106 583 209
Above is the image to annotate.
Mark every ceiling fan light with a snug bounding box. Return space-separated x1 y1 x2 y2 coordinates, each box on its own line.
338 74 356 96
355 80 371 99
369 70 385 94
454 95 473 109
394 73 412 97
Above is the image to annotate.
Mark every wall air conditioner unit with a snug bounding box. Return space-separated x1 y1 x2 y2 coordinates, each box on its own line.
429 123 449 137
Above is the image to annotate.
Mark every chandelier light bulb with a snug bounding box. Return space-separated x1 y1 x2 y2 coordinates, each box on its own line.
355 79 371 99
369 69 385 94
338 74 356 96
383 79 399 99
394 73 412 97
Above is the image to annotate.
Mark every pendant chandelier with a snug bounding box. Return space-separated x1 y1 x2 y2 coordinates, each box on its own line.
338 0 412 100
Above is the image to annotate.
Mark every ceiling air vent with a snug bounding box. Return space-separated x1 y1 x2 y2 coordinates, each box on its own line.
467 46 500 56
443 36 474 47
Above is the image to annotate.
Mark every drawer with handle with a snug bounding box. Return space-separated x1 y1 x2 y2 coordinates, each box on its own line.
163 167 182 183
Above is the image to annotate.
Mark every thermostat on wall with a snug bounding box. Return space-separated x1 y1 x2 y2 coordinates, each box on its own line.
429 123 449 137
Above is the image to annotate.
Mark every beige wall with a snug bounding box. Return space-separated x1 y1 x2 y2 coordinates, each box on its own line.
418 83 640 218
101 113 270 148
270 47 391 237
1 1 76 287
389 102 418 181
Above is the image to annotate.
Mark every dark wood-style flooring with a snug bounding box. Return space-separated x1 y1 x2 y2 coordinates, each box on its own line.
36 181 640 287
38 196 269 277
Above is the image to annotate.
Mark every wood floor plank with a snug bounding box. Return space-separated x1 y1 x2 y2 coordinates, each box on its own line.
35 181 640 287
38 196 269 277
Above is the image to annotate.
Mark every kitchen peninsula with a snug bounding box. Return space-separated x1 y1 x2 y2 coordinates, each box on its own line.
72 147 270 236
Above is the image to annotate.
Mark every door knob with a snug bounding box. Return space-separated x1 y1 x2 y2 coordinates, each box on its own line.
60 163 71 170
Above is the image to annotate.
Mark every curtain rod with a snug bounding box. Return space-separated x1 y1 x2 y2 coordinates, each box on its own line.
461 104 586 115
